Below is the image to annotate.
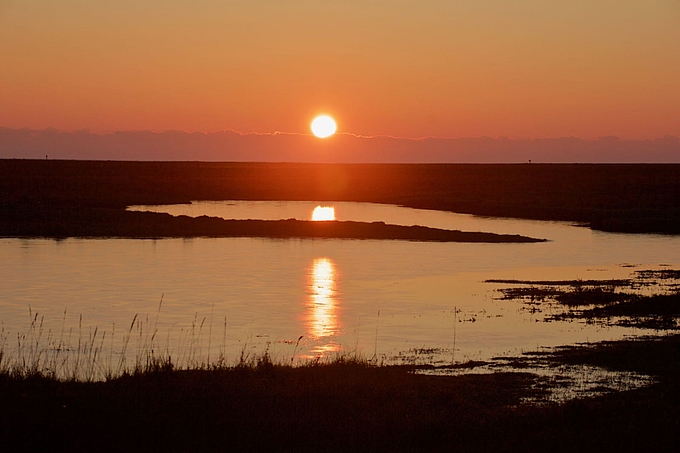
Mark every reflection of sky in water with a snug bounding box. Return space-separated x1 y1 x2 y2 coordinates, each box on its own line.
2 201 680 378
129 200 680 267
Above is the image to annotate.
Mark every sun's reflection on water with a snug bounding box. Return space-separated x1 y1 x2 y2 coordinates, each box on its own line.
305 257 342 354
311 206 335 221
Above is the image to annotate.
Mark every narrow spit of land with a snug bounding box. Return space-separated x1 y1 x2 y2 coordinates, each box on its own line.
2 160 679 236
0 204 543 242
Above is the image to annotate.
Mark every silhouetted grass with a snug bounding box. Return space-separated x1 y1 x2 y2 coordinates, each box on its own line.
0 288 676 450
0 335 677 452
0 302 678 453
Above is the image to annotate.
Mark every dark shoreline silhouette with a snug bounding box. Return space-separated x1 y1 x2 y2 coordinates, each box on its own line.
0 205 544 242
2 159 679 236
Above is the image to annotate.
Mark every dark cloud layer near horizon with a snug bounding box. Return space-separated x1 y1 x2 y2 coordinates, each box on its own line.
1 127 679 163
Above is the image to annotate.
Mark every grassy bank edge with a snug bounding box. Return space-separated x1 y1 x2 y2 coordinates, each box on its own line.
0 335 678 452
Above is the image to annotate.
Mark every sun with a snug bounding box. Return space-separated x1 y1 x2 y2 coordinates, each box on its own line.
310 115 337 138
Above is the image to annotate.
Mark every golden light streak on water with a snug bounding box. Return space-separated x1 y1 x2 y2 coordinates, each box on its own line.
307 257 340 341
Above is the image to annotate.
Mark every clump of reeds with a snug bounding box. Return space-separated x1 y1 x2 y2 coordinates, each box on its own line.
1 308 107 381
0 305 370 382
0 303 207 381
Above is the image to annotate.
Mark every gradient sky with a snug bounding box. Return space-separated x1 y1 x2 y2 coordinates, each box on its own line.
1 1 679 139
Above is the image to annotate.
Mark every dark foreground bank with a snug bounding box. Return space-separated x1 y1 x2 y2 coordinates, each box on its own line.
2 160 679 234
1 336 678 453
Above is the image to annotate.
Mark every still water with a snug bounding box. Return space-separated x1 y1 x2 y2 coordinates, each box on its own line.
2 201 679 375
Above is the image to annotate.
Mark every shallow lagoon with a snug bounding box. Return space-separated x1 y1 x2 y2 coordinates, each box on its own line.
2 201 678 374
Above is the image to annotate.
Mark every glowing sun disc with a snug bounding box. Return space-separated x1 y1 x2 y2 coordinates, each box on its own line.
311 115 337 138
312 206 335 221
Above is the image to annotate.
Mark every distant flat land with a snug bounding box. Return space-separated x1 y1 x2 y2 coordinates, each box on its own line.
1 160 679 236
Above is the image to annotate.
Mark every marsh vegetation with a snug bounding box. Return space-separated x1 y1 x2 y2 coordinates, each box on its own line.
488 269 680 330
0 331 678 452
2 160 679 450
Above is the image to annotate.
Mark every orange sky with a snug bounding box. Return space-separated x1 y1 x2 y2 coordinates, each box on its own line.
1 1 679 140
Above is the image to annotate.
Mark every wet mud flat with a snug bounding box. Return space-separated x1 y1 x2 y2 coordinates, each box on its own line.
2 159 680 234
384 268 679 409
487 268 680 330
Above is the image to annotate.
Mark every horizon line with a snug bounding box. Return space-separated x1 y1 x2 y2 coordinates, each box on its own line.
2 126 679 143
